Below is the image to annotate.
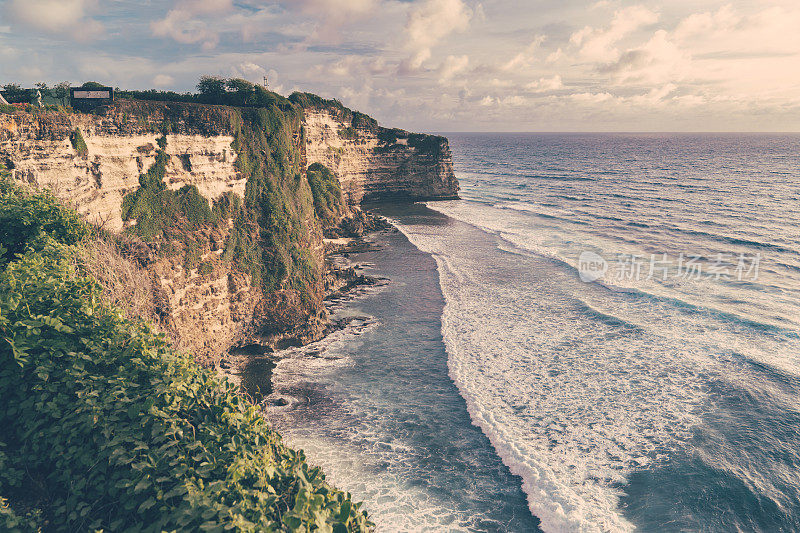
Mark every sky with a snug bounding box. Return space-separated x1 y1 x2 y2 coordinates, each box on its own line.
1 0 799 132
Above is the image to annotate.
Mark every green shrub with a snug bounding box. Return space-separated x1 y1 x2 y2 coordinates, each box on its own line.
121 138 213 240
177 185 212 227
0 176 89 264
307 163 344 226
338 127 357 140
70 127 88 157
198 261 214 276
0 186 372 532
407 133 444 156
229 104 319 297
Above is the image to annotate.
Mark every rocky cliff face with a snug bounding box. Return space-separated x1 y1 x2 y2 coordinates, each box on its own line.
0 107 242 232
0 98 458 363
302 107 459 204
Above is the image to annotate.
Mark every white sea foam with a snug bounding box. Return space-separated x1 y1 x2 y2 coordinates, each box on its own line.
384 194 800 532
390 212 716 532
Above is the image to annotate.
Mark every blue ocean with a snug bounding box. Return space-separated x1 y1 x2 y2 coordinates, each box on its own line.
261 133 800 532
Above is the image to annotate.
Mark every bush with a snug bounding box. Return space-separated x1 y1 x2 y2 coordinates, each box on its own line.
0 175 89 264
0 181 372 532
70 128 88 157
177 185 212 227
121 137 213 240
307 163 345 226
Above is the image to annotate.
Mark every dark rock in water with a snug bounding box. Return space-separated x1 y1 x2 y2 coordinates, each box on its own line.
268 397 289 407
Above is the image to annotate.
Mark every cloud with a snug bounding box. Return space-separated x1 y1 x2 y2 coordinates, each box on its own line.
230 62 267 82
438 54 470 82
674 5 739 42
403 0 473 71
601 30 689 85
570 5 659 62
502 36 545 71
151 0 234 50
4 0 103 40
153 74 176 87
275 0 377 42
309 56 393 80
526 75 563 92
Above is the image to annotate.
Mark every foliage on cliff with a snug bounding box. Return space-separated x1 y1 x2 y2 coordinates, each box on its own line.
307 163 345 226
226 100 320 301
0 176 89 263
375 128 445 156
118 86 324 313
121 135 217 241
69 128 88 157
117 77 295 111
0 174 372 532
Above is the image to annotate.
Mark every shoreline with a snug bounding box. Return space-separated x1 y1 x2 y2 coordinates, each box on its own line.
251 203 540 531
218 211 392 403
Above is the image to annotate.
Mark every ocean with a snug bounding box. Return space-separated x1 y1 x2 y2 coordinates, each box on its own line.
260 133 800 532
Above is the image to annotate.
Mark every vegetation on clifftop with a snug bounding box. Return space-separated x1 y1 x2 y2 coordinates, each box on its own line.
288 93 378 132
0 170 371 532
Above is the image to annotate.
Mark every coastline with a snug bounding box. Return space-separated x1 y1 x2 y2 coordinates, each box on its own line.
218 211 390 402
243 203 541 531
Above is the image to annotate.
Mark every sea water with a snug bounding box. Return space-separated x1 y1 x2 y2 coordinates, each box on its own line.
263 133 800 532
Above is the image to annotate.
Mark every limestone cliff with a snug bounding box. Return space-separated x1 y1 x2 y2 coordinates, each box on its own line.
293 93 459 203
0 97 459 363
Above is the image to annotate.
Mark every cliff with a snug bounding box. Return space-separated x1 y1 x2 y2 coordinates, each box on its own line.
0 97 458 363
293 93 459 204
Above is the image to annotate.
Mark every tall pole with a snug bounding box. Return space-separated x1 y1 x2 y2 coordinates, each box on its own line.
263 76 269 90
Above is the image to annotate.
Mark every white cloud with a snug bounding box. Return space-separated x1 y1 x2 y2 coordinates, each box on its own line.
502 36 545 71
439 55 470 82
151 0 234 50
152 74 176 87
674 5 740 42
230 62 267 82
403 0 473 71
569 91 614 104
629 83 677 106
602 30 689 85
276 0 377 42
570 5 659 62
4 0 103 40
526 75 563 93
